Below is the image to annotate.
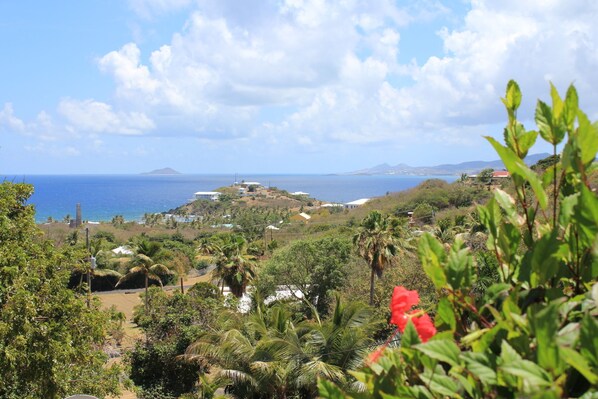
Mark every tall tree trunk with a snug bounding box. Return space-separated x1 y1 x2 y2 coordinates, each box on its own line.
145 273 149 311
369 266 375 306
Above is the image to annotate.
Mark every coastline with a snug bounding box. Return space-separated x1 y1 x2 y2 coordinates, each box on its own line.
4 174 457 223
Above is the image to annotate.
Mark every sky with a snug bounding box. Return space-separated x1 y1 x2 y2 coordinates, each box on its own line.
1 0 597 174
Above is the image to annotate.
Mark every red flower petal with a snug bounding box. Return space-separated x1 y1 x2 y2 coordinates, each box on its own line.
411 313 436 343
390 286 419 327
390 312 409 331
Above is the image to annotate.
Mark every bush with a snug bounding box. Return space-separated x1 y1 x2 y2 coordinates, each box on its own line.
319 82 598 398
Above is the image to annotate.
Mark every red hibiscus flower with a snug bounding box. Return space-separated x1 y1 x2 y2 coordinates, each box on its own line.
390 286 419 325
389 286 436 343
410 313 436 343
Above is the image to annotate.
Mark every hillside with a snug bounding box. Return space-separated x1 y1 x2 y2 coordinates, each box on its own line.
347 153 549 176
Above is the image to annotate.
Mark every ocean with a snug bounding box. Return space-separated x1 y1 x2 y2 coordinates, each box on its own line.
3 174 457 222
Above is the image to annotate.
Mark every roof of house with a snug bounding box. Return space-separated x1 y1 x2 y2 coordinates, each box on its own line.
291 191 309 196
492 171 510 178
194 191 221 195
112 245 133 255
298 212 311 220
345 198 370 206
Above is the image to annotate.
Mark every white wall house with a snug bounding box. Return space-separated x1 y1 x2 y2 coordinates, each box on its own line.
344 198 370 209
194 191 222 201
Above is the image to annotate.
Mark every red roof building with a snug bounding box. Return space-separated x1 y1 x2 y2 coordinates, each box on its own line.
492 171 510 178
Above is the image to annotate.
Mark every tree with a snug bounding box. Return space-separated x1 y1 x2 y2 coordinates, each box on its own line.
116 242 172 310
0 182 121 398
111 214 125 227
353 211 411 306
412 202 435 225
184 297 379 398
259 237 352 314
127 288 223 397
213 234 257 298
477 167 494 184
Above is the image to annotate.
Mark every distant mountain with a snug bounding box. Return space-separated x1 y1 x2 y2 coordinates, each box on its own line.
142 167 182 175
346 153 550 176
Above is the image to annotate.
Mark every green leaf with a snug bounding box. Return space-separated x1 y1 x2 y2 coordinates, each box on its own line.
420 366 462 398
577 110 598 166
418 233 447 289
500 361 552 388
437 297 456 331
529 303 562 373
558 193 579 227
574 185 598 251
563 84 578 131
560 347 598 385
494 189 522 226
580 314 598 367
528 231 561 286
446 240 473 290
486 136 548 209
401 320 422 348
550 82 564 121
318 378 345 399
415 339 461 367
502 80 522 115
499 341 552 388
461 352 497 385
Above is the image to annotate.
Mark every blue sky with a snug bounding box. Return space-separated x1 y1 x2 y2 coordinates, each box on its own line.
1 0 597 174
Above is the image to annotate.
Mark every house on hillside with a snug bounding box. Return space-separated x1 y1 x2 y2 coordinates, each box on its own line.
344 198 370 209
492 170 510 178
321 203 344 208
291 191 309 197
290 212 311 223
194 191 222 201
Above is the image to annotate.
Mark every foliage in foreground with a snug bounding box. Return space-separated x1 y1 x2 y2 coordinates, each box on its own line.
127 285 224 398
320 81 598 398
183 296 381 398
0 182 121 399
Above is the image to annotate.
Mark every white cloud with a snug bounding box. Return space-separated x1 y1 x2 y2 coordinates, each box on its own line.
24 143 81 157
270 0 598 148
128 0 192 18
9 0 598 161
0 103 26 132
58 99 155 135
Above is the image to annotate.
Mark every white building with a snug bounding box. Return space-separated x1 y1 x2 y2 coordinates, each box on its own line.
291 191 309 196
240 181 261 188
344 198 370 209
194 191 222 201
321 203 344 208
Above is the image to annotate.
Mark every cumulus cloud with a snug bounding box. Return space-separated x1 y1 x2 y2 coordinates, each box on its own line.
128 0 192 18
271 0 598 147
58 99 155 135
8 0 598 158
0 103 26 132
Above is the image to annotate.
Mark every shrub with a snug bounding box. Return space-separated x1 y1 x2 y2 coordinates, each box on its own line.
319 82 598 398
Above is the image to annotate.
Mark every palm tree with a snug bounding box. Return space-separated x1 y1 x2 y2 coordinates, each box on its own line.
116 242 172 310
212 234 257 298
183 297 377 398
353 210 410 306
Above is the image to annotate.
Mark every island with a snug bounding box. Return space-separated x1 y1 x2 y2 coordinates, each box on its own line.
141 167 182 175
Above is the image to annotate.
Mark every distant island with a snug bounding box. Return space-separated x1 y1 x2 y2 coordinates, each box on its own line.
141 167 182 175
345 153 549 176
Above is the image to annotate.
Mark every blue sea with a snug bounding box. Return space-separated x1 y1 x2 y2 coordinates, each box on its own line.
3 174 457 222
